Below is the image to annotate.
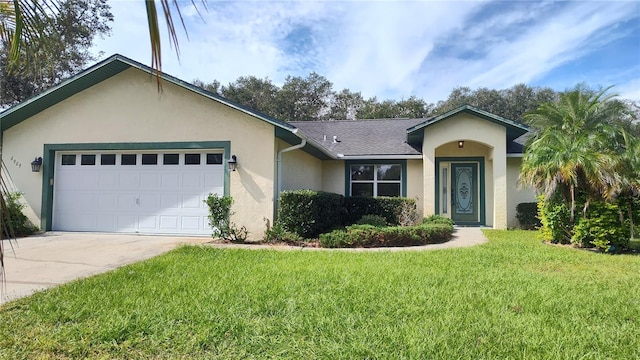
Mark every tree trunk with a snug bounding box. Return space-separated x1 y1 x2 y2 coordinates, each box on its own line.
628 199 636 240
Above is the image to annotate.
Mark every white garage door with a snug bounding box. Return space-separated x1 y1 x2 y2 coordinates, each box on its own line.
53 151 224 235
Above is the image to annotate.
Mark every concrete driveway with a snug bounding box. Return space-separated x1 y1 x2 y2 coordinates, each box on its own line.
1 232 209 305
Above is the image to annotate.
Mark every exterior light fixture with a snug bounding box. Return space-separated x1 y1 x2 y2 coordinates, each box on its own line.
458 140 465 149
31 157 43 172
228 155 237 171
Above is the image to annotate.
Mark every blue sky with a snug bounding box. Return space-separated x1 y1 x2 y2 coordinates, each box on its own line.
91 1 640 103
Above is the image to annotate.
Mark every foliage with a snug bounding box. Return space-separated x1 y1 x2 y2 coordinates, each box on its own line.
263 218 303 244
343 196 417 226
571 201 629 252
2 231 640 358
356 214 388 227
1 192 38 238
278 190 344 239
204 193 247 243
0 0 113 106
537 195 573 244
319 223 453 248
515 202 540 230
422 214 455 226
521 85 630 221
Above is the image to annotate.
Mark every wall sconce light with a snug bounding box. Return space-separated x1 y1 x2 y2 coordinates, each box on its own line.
31 157 43 172
228 155 237 171
458 140 465 149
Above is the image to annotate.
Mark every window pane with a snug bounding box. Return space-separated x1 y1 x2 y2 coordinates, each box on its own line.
61 154 76 165
377 183 401 197
163 154 179 165
142 154 158 165
351 183 374 197
121 154 136 165
351 165 374 180
207 153 223 165
377 164 401 180
101 154 116 165
185 154 201 165
81 154 96 165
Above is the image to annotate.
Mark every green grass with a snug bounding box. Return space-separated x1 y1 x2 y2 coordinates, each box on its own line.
1 230 639 359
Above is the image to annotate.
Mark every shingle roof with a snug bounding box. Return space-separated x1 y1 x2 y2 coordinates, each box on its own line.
291 118 427 157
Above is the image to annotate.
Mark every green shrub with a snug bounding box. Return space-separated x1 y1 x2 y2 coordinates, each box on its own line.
516 202 541 230
356 214 388 227
537 195 572 244
278 190 344 239
343 196 417 226
319 223 453 248
422 214 455 226
572 201 629 252
1 192 38 238
263 219 303 243
205 193 247 242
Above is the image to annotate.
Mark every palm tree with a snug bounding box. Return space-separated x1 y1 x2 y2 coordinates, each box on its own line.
520 86 626 221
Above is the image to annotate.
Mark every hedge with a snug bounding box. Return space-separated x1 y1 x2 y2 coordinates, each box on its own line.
278 190 344 239
516 202 540 230
343 196 417 226
278 191 419 239
319 223 453 248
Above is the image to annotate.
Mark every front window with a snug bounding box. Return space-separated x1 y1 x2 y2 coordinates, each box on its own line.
350 164 402 197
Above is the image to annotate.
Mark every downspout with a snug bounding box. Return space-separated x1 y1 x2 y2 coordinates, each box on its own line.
275 134 307 219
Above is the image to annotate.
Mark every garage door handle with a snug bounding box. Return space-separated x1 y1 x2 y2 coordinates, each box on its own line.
136 198 140 205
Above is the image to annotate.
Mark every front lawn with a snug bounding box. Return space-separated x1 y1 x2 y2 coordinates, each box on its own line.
1 230 639 359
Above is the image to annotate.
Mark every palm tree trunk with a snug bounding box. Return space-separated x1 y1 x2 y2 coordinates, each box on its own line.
570 185 576 222
628 199 636 240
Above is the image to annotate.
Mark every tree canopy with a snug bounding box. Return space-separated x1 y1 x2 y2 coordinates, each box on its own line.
0 0 113 107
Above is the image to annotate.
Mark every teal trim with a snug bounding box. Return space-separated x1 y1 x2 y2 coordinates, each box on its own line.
0 54 297 135
435 157 485 226
41 141 230 231
344 160 407 197
406 105 530 149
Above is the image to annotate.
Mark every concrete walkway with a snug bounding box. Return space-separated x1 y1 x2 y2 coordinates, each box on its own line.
1 227 487 305
1 232 209 305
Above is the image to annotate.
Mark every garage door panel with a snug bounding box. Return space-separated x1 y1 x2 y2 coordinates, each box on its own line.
182 193 204 209
118 173 140 189
116 214 138 231
182 173 202 188
160 194 180 209
159 216 178 230
53 150 224 235
140 173 161 190
181 216 200 231
138 215 158 230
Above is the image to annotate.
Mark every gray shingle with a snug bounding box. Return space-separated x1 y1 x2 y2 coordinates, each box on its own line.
291 118 426 157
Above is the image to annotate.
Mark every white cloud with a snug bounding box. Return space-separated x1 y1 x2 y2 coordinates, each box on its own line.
92 0 640 103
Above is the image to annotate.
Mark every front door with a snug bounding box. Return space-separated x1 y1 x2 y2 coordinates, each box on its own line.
451 163 479 224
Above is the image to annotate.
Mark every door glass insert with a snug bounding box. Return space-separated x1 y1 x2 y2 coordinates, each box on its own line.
450 163 479 223
121 154 136 165
206 153 223 165
101 154 116 165
81 155 96 165
142 154 158 165
163 154 179 165
185 154 201 165
61 154 76 165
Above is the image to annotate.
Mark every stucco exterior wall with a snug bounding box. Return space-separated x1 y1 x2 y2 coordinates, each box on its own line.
422 113 507 228
406 159 424 218
321 160 345 194
506 157 536 228
2 68 276 237
277 140 323 191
